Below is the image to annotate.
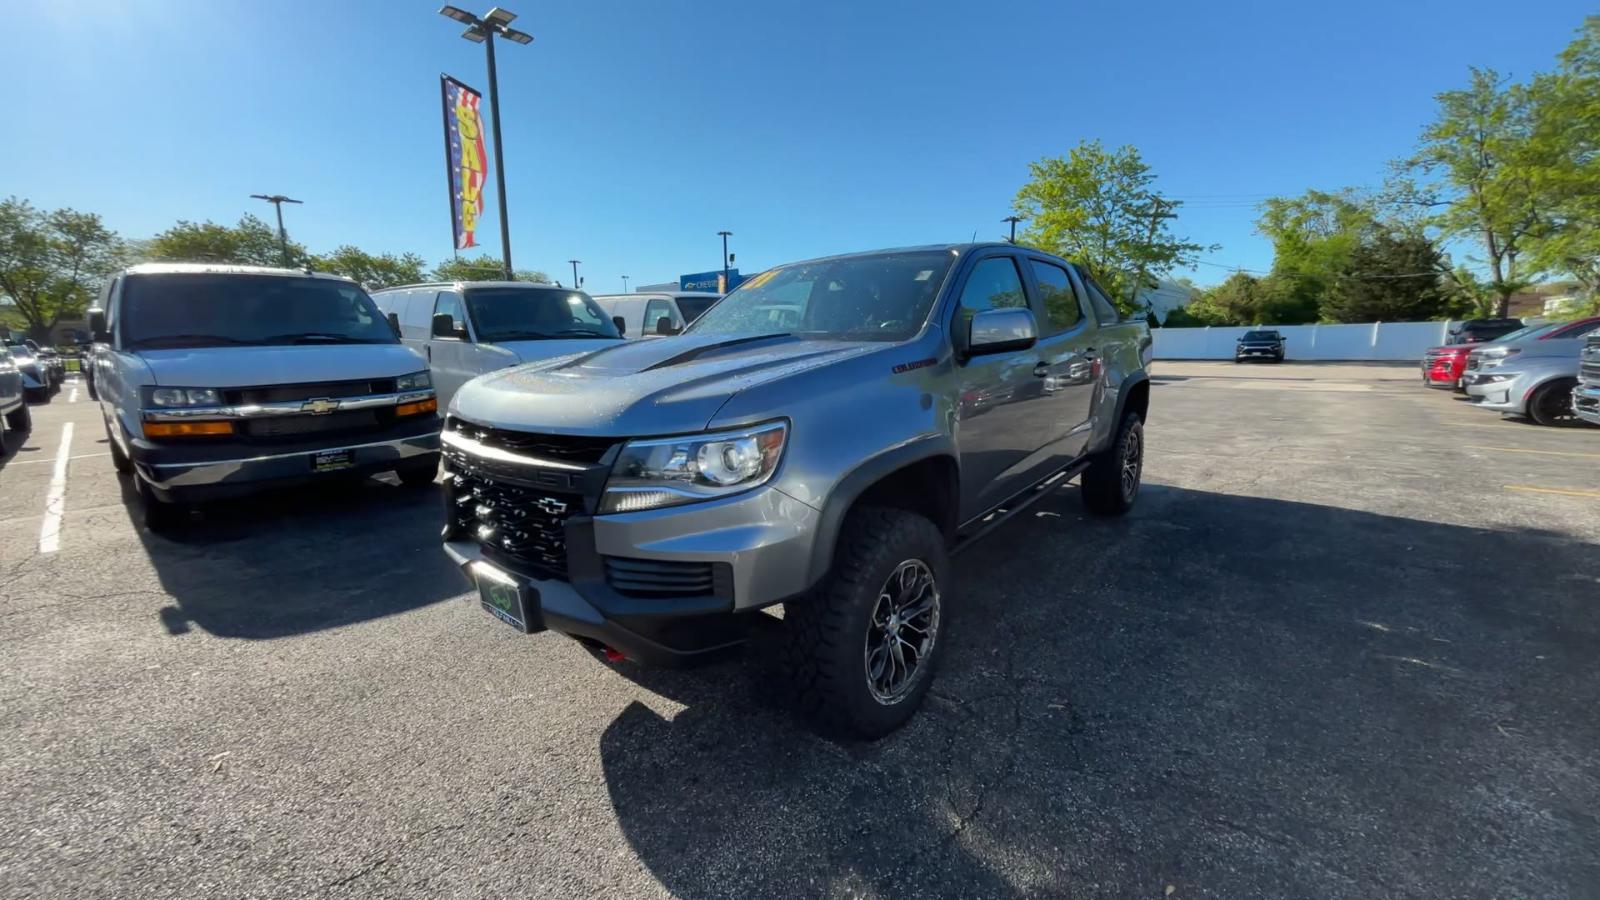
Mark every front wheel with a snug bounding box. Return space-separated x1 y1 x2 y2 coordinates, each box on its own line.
4 402 30 433
24 386 49 404
395 454 441 487
782 507 949 740
136 475 186 533
1081 411 1144 516
1527 378 1582 427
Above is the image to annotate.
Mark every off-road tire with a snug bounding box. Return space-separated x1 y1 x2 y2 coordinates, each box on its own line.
1081 411 1144 516
781 507 950 740
396 455 441 487
1527 378 1582 427
4 402 30 433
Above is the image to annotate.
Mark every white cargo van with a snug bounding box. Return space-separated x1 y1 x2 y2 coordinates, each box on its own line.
590 292 721 339
372 281 622 409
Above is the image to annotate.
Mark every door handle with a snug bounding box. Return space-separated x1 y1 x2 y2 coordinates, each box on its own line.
1033 361 1051 378
425 345 431 363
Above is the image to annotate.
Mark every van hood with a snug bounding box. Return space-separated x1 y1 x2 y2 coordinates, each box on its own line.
451 333 881 435
493 337 624 364
136 344 427 388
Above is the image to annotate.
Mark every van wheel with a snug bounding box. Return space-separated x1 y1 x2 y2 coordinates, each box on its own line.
136 476 185 533
24 386 49 404
1528 378 1581 427
1081 411 1144 516
106 423 133 474
395 455 441 487
4 403 30 433
781 507 949 740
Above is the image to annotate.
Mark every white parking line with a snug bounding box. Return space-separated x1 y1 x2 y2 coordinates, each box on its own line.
68 386 79 403
38 423 74 554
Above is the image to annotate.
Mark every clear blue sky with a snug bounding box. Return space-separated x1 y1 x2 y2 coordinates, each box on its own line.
2 0 1591 291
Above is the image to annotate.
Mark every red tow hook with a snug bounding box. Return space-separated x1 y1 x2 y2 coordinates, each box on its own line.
603 646 626 663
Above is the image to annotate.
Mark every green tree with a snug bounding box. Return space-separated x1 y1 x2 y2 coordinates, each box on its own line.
1012 140 1209 314
1255 188 1378 320
1398 68 1541 317
312 245 427 290
1523 17 1600 298
0 197 124 341
146 214 305 267
431 254 549 284
1321 231 1451 322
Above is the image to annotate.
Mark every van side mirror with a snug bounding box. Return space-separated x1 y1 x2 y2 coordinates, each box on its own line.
967 308 1037 357
612 315 626 336
655 318 680 336
87 308 109 342
432 313 464 339
386 312 402 338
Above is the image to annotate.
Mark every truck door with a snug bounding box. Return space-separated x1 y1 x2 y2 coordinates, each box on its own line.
952 252 1053 521
1024 258 1099 462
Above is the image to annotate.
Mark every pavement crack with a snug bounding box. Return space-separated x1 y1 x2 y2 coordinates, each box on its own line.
325 856 389 889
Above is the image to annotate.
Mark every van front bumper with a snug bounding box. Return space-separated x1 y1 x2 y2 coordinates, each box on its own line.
131 416 441 502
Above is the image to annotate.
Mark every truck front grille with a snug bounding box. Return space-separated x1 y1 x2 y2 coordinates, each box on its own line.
447 418 615 464
450 471 574 578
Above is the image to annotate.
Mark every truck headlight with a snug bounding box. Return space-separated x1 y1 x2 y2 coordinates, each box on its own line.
396 371 432 392
148 387 222 407
600 421 787 514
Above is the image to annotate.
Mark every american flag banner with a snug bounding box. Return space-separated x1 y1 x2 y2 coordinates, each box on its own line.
441 75 489 251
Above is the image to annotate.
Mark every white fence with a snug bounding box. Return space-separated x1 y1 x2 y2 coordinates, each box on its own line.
1152 321 1460 361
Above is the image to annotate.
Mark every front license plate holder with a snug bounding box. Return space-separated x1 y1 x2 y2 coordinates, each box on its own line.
312 448 355 472
475 562 539 633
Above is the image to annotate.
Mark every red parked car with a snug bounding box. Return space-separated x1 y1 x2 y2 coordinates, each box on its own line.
1422 344 1472 390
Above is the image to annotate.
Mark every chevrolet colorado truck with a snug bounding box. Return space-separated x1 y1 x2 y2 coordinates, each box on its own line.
439 244 1152 738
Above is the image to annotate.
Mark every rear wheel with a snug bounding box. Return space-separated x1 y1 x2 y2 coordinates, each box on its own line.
1527 378 1582 427
782 507 949 740
4 402 30 433
1081 411 1144 516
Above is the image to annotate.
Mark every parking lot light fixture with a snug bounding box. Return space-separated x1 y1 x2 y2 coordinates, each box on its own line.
436 4 531 281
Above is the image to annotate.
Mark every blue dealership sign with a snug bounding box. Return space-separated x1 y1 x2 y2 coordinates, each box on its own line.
680 269 744 293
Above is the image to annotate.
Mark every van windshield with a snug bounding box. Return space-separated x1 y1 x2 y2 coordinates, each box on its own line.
121 274 396 349
674 296 717 323
464 287 619 341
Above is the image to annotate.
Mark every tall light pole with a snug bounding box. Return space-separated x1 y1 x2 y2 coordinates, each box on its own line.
621 275 630 293
1002 215 1022 244
717 230 732 292
439 5 533 281
569 259 581 288
250 194 302 266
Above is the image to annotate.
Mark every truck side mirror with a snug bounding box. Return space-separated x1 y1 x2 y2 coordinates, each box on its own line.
386 312 402 338
967 308 1037 357
432 313 465 339
87 308 110 343
612 315 627 336
655 318 680 336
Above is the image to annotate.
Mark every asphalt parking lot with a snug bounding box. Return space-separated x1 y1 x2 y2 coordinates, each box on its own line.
2 362 1597 899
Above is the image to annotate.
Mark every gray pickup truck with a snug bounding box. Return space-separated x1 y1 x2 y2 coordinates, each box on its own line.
440 244 1151 738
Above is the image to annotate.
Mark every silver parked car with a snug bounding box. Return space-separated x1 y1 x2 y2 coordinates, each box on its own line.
590 291 721 339
1463 317 1600 378
0 343 31 439
371 281 623 411
1572 332 1600 426
1 338 53 403
89 263 442 530
1462 326 1600 427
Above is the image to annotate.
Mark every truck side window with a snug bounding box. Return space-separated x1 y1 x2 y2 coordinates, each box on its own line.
1029 260 1081 334
956 257 1027 334
1080 273 1120 325
434 291 466 338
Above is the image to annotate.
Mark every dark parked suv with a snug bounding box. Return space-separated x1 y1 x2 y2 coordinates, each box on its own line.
1235 329 1286 363
438 244 1153 738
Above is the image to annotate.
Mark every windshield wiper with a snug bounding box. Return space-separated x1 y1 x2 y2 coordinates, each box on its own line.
132 334 252 348
256 332 382 344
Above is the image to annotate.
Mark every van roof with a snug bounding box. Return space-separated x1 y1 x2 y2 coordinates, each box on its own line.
590 291 722 300
120 262 356 282
372 280 565 293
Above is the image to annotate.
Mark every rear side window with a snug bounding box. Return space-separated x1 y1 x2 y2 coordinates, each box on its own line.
1029 260 1081 334
1080 272 1120 324
956 257 1028 334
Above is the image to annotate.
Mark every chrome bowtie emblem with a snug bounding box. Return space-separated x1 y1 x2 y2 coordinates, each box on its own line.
536 497 568 516
301 398 340 415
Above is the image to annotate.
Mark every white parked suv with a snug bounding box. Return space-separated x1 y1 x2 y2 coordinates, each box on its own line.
372 281 623 410
88 264 443 530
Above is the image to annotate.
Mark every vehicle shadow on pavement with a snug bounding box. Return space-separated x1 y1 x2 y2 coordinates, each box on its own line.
596 484 1599 898
124 475 464 640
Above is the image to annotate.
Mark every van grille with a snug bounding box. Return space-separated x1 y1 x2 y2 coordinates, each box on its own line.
228 379 397 405
244 410 382 439
450 471 573 578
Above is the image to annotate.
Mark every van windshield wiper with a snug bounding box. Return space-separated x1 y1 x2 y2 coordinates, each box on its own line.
131 334 253 348
256 332 384 344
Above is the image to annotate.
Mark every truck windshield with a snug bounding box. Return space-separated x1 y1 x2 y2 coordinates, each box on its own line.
464 287 619 341
1242 331 1279 341
674 296 717 323
121 275 397 349
687 250 955 341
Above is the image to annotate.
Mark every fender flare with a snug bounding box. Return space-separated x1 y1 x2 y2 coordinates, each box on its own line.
804 434 959 588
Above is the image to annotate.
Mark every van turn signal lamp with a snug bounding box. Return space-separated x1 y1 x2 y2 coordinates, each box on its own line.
395 397 439 417
144 420 234 438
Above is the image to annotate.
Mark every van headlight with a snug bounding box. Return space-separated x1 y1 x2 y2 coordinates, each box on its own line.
147 387 222 407
396 371 432 392
600 421 787 514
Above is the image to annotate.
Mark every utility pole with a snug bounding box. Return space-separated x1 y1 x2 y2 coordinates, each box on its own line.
569 259 581 288
249 194 302 266
1002 215 1022 244
718 230 732 292
439 6 534 281
621 275 630 293
1126 197 1175 315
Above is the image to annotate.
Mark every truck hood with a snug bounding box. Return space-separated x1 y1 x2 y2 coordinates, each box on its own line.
136 344 427 388
451 333 881 435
